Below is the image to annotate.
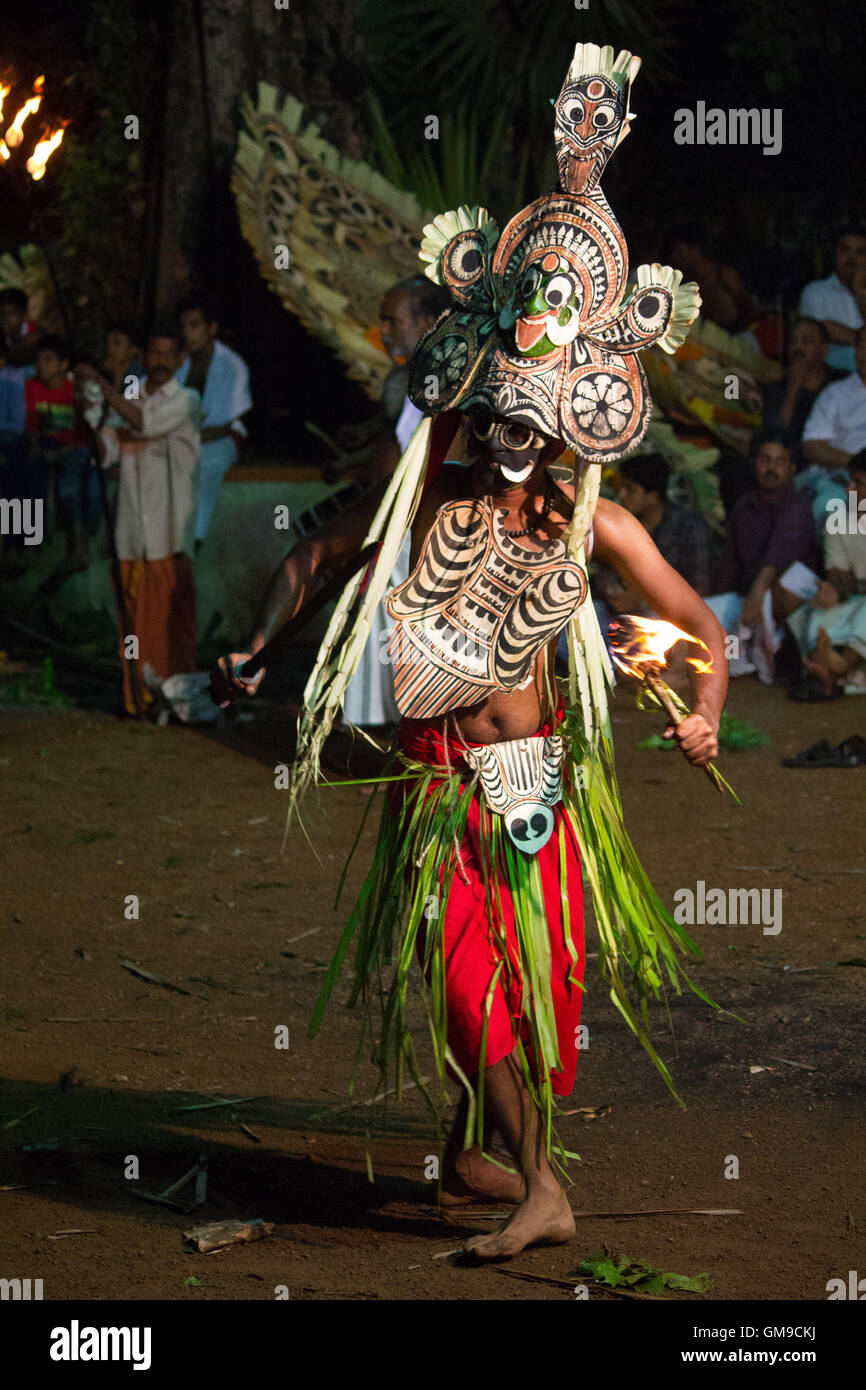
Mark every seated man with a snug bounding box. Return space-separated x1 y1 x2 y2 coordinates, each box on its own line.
800 324 866 524
787 449 866 696
761 317 842 468
707 429 821 680
594 453 716 619
798 224 866 374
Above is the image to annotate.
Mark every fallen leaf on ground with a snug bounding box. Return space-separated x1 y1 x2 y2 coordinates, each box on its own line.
577 1248 712 1295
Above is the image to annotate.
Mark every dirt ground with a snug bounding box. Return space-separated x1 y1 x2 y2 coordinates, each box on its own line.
1 674 864 1302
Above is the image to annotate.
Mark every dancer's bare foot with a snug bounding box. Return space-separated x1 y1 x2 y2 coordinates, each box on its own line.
462 1181 574 1260
439 1146 526 1206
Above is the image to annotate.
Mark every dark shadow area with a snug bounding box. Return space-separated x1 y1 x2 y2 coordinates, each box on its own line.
0 1077 462 1242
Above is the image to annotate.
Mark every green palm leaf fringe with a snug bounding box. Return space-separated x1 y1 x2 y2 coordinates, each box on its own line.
308 712 728 1178
286 417 433 834
558 700 727 1105
308 753 580 1176
305 462 730 1177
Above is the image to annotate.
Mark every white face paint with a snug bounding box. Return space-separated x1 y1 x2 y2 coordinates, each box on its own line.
499 459 536 484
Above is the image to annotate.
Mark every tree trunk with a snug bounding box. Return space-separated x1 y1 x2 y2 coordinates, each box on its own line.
151 0 365 316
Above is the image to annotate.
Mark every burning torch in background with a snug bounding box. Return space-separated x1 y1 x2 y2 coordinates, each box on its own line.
0 71 71 335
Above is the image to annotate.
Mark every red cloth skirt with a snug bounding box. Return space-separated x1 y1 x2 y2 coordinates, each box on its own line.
397 712 585 1096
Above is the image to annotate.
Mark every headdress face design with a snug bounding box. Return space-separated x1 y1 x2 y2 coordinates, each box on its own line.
409 43 701 462
553 46 639 195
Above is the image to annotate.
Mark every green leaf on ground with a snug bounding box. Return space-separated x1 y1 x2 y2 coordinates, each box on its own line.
639 710 769 752
577 1248 713 1295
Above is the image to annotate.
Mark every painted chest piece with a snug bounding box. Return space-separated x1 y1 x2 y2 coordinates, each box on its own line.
385 496 587 719
463 733 565 853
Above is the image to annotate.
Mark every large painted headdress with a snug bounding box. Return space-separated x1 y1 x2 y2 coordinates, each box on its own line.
408 43 700 461
289 43 701 816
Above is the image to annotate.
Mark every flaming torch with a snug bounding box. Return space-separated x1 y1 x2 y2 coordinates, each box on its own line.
25 123 66 181
4 74 43 148
0 71 72 336
608 614 738 801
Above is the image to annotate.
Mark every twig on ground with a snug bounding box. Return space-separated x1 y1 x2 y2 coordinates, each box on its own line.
119 960 190 995
171 1095 265 1113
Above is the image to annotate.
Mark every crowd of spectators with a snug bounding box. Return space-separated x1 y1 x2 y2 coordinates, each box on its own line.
623 221 866 704
0 291 251 715
2 221 866 722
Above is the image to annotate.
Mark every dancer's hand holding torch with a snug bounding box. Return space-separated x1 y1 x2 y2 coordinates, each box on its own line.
608 615 737 799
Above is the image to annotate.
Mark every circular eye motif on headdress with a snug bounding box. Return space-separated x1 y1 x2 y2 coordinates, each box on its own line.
442 230 489 301
592 102 618 131
631 289 670 335
543 274 575 310
560 98 585 127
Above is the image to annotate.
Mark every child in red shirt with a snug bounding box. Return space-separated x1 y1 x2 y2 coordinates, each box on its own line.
26 335 97 577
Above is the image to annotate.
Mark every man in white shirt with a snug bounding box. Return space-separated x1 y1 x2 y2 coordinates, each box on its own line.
800 326 866 524
177 298 252 545
342 277 450 729
803 327 866 463
798 226 866 373
76 329 202 716
788 450 866 696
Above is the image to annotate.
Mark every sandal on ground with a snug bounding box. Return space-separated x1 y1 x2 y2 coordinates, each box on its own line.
782 739 860 768
837 735 866 766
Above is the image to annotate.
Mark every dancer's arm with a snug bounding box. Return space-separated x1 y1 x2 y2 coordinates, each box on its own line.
593 498 728 766
211 477 389 702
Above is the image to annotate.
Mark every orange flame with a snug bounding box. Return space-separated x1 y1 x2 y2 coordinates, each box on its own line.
26 124 65 180
5 76 44 149
609 614 714 678
0 140 9 163
0 82 11 124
